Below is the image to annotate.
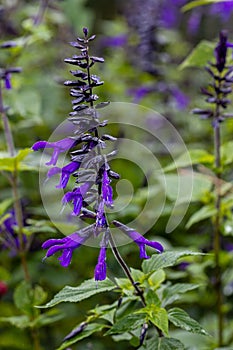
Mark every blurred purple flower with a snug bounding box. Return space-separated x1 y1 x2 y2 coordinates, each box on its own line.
102 34 127 48
42 229 92 267
210 1 233 20
4 73 11 90
0 209 27 255
160 0 186 28
113 220 163 259
47 161 81 188
128 85 154 103
94 246 107 281
171 87 190 110
32 138 77 166
62 182 91 215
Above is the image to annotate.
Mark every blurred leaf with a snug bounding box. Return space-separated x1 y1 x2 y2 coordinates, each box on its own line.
33 285 47 306
147 269 166 290
56 323 106 350
162 283 199 307
0 315 30 329
142 251 202 274
137 305 169 336
221 141 233 166
0 198 13 216
31 310 64 328
186 204 217 229
164 149 214 172
0 148 33 172
179 41 215 70
139 336 185 349
13 281 33 315
39 278 116 308
168 307 209 335
182 0 224 12
106 313 146 335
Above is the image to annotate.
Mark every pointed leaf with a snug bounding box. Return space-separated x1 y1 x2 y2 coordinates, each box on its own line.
185 204 217 229
162 283 199 307
168 307 209 335
179 40 215 70
137 305 169 336
142 251 202 274
39 278 115 308
105 313 146 335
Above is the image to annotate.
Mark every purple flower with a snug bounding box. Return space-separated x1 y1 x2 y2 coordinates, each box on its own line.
113 220 163 258
47 161 81 188
94 246 107 281
210 1 233 21
102 169 113 207
4 73 11 90
42 230 91 267
32 138 77 166
62 182 91 215
128 85 154 103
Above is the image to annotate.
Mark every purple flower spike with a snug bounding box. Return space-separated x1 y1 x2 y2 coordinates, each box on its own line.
32 138 77 166
94 247 107 281
113 220 163 258
62 182 91 215
42 231 90 267
95 200 107 236
102 169 113 207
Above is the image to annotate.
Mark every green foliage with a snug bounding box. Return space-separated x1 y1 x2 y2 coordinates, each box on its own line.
39 278 116 308
168 308 209 335
179 41 215 70
182 0 226 12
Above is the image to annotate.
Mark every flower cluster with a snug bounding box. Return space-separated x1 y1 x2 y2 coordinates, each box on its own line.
192 31 233 127
32 28 163 281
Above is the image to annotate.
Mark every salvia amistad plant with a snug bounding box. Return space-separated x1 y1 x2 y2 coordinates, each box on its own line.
32 28 210 350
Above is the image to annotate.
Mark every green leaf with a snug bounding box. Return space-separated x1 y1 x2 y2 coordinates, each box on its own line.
56 323 106 350
39 278 116 308
179 41 215 70
185 204 217 229
106 313 146 335
0 198 13 216
13 281 34 315
182 0 224 12
140 336 185 350
162 283 199 307
145 290 161 307
164 149 214 172
0 148 33 172
142 251 202 274
137 305 169 336
0 315 30 329
221 141 233 166
30 310 64 328
168 307 209 335
147 269 166 290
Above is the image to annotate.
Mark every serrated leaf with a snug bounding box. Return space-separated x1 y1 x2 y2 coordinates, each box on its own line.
137 305 169 336
139 336 185 350
162 283 199 307
185 204 217 229
168 307 209 335
179 40 215 70
0 315 30 329
164 149 214 172
39 278 115 308
105 313 146 335
56 323 106 350
142 251 202 274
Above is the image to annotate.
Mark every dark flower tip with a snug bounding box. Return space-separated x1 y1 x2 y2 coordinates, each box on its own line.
83 27 88 36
